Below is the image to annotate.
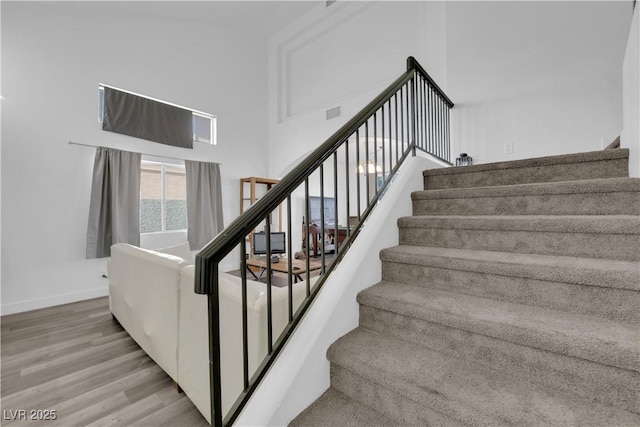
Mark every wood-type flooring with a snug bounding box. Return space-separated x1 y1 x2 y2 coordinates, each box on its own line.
1 297 208 426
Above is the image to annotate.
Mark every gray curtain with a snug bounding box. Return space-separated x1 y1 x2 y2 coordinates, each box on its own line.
185 161 224 251
102 87 193 149
86 147 141 258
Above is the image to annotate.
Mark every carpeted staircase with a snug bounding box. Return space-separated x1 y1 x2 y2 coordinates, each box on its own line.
290 148 640 426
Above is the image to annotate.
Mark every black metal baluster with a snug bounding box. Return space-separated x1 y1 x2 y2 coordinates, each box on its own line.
445 99 450 162
431 87 436 157
207 264 222 427
419 76 424 151
425 85 430 154
355 129 361 220
388 98 393 170
424 77 429 151
439 96 444 160
345 139 351 239
265 218 273 353
240 243 249 391
333 151 339 255
304 179 310 296
365 121 370 206
373 111 378 196
395 93 399 163
319 165 325 275
441 101 444 161
435 95 439 159
400 86 405 153
381 105 385 181
411 75 417 155
445 103 451 162
286 196 293 322
405 83 410 153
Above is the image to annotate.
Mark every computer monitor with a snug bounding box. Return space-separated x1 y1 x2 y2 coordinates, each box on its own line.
252 232 286 255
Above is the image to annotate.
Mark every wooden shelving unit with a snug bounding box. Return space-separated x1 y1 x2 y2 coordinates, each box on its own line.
240 177 282 260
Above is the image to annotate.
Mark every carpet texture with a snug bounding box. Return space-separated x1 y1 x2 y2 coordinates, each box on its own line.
289 149 640 426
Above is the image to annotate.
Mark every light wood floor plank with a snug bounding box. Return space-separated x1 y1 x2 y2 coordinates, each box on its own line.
1 297 207 426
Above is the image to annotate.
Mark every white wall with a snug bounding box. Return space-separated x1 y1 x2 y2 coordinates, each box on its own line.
622 3 640 177
1 2 270 314
235 154 442 427
446 1 633 164
267 1 448 178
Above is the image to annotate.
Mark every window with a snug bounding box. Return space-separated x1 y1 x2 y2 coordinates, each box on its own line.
140 161 187 233
98 85 216 145
193 112 215 144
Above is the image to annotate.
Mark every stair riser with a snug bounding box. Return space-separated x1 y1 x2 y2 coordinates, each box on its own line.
330 364 471 426
381 261 640 323
424 158 628 189
398 227 640 261
359 305 640 414
412 192 640 216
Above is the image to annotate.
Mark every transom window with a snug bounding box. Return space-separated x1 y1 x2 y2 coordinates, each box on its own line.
98 85 216 145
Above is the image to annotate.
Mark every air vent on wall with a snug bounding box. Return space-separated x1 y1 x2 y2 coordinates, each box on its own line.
326 0 337 7
326 106 341 120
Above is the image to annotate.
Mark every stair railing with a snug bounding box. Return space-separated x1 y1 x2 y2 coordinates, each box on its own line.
195 56 454 427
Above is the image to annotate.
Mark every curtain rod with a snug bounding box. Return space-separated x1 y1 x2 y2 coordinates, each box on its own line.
68 141 221 165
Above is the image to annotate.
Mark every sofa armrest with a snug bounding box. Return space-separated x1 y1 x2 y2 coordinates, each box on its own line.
109 243 184 381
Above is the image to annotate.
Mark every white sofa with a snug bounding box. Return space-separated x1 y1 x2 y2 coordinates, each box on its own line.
108 243 311 423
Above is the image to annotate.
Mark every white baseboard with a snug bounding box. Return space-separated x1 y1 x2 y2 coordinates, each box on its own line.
1 287 109 316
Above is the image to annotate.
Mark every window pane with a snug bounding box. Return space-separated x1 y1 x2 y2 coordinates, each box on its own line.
98 88 104 122
165 165 187 231
193 114 211 143
140 164 162 233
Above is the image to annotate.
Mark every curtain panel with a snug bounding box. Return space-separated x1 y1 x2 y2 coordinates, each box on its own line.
185 161 224 251
86 147 141 258
102 87 193 149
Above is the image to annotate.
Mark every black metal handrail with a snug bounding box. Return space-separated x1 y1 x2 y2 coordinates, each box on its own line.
195 56 453 427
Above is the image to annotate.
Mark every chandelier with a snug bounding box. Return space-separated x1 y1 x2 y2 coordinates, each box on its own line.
356 160 382 174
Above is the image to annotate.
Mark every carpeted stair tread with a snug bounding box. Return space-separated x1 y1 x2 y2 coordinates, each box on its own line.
397 215 640 261
380 245 640 291
398 214 640 234
422 149 629 189
357 282 639 372
423 149 629 177
412 177 640 216
288 388 395 427
328 328 640 426
413 177 640 200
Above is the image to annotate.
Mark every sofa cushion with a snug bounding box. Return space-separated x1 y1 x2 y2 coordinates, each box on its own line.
157 242 194 264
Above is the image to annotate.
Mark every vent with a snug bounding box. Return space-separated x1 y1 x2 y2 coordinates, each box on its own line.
326 106 341 120
326 0 336 7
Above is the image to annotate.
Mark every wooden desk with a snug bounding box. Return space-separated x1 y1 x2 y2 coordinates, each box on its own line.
302 225 350 257
326 226 349 247
246 258 321 283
